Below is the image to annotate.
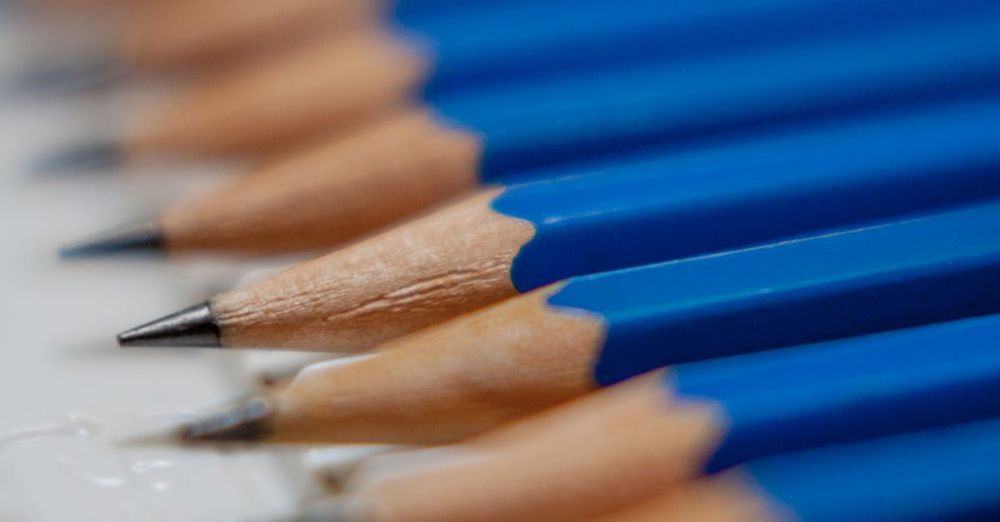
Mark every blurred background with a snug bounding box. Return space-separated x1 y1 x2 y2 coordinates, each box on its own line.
0 5 326 521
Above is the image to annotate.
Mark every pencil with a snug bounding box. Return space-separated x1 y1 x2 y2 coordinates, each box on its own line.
11 0 375 95
326 314 1000 521
598 418 1000 522
166 203 1000 445
61 11 1000 243
116 0 373 69
106 99 1000 349
66 96 1000 256
39 5 1000 169
24 0 415 77
103 0 1000 76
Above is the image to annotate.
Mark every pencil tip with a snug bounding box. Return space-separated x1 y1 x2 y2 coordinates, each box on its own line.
117 302 222 349
60 219 165 259
180 396 275 444
9 51 123 96
32 139 125 175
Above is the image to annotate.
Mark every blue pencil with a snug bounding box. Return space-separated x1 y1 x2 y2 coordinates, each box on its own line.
286 314 1000 519
396 0 996 99
112 97 1000 352
43 0 1000 169
166 201 1000 444
445 9 1000 179
64 5 1000 251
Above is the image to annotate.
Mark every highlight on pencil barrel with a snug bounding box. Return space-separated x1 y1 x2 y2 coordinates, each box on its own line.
330 314 1000 521
108 99 1000 353
161 201 1000 446
37 0 1000 170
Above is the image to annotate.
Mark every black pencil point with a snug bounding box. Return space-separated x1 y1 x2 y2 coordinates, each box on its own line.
32 139 125 175
118 302 222 348
60 219 165 259
180 396 275 443
9 51 124 96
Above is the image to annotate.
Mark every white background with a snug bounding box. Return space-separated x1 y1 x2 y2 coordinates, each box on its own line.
0 8 317 521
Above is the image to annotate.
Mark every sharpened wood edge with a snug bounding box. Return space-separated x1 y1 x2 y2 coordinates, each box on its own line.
210 186 535 350
128 28 429 155
161 109 481 253
122 0 381 68
248 285 605 445
356 374 729 522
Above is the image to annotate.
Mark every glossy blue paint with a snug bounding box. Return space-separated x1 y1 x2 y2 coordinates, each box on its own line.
391 0 1000 98
427 12 1000 181
669 314 1000 473
545 201 1000 385
492 98 1000 293
747 419 1000 521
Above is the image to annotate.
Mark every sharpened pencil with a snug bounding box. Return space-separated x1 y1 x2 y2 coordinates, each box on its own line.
9 0 374 95
42 3 1000 172
18 0 453 85
108 99 1000 350
64 9 1000 245
335 315 1000 521
165 204 1000 445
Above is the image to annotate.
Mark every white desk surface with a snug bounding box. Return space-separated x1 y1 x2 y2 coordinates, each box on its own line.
0 10 324 522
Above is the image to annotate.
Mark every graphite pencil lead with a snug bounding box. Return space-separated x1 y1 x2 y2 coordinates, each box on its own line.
117 302 222 349
9 51 124 96
59 219 165 259
180 395 276 444
32 138 125 176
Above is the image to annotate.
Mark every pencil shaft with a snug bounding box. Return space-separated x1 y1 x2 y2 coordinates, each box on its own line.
455 12 1000 180
211 116 1000 350
352 316 1000 520
131 0 1000 157
140 21 1000 253
675 314 1000 472
571 200 1000 383
495 98 1000 291
126 166 1000 355
742 419 1000 522
190 211 1000 446
419 0 999 97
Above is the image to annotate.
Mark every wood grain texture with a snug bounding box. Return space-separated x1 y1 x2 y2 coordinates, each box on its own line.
356 374 726 522
121 0 380 68
596 472 789 522
211 187 535 350
259 286 604 445
129 28 428 156
163 109 482 253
